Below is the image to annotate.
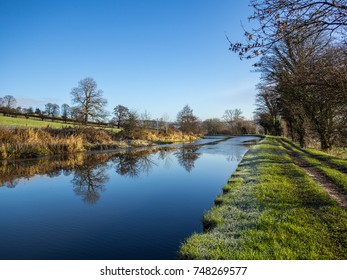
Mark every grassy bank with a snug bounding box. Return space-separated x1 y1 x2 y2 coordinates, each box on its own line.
0 125 201 160
0 115 122 133
280 139 347 192
0 115 73 128
179 137 347 259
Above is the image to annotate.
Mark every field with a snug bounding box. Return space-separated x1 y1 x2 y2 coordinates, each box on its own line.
0 115 123 133
180 136 347 259
0 115 72 128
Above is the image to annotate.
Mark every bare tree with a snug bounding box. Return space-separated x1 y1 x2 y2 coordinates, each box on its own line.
45 103 60 117
61 103 71 121
23 107 34 115
123 110 140 138
176 105 199 135
223 108 245 134
300 45 347 149
140 110 152 130
255 29 347 149
229 0 347 60
2 95 17 109
70 77 108 124
70 106 84 122
158 113 171 134
113 105 130 128
203 118 227 135
254 85 283 136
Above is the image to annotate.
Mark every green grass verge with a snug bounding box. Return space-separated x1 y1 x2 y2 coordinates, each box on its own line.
305 147 347 170
280 139 347 192
0 115 72 128
302 154 347 192
0 115 122 133
179 137 347 259
315 165 347 192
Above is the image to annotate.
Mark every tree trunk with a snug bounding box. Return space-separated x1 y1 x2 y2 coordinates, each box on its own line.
320 134 332 151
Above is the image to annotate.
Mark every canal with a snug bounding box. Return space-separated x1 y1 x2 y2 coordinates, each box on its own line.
0 136 259 259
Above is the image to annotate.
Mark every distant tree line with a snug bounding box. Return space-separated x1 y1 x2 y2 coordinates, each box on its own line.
231 0 347 150
1 77 258 137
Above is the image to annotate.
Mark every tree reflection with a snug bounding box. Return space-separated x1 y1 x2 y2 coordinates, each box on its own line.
175 145 201 172
0 144 203 204
46 169 62 178
157 148 174 169
112 150 156 178
225 145 245 162
71 164 109 205
0 154 85 188
4 180 18 188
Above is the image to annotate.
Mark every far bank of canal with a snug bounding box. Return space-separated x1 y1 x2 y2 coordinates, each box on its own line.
0 136 260 260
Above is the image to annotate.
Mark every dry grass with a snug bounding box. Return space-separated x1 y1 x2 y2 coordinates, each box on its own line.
140 130 201 143
0 126 202 160
0 127 86 159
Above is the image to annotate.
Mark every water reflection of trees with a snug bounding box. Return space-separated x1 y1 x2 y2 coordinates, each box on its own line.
0 145 202 183
224 143 258 162
72 164 109 205
0 154 86 188
175 145 201 173
226 147 244 162
47 169 63 178
3 180 18 188
157 148 174 169
112 151 156 178
0 153 114 202
112 146 201 176
0 145 202 203
111 147 179 178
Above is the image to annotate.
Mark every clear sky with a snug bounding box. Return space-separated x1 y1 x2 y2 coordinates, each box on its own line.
0 0 260 121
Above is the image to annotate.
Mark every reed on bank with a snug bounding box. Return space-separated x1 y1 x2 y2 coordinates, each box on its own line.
0 127 85 159
0 126 201 160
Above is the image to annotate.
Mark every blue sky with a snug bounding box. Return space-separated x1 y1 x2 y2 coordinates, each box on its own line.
0 0 259 121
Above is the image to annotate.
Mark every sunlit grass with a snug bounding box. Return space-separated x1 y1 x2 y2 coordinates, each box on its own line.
305 147 347 169
281 139 347 192
179 137 347 259
0 115 72 128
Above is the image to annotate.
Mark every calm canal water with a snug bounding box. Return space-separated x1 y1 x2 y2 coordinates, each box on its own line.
0 136 259 260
